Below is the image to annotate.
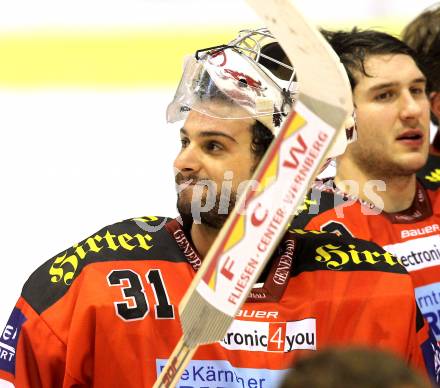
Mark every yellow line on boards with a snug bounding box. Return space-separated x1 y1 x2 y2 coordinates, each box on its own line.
0 29 238 88
0 20 407 88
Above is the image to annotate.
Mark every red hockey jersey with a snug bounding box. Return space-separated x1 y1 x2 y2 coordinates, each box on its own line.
293 156 440 345
0 216 437 387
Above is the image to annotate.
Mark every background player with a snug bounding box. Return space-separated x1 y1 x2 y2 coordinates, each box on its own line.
402 3 440 184
280 346 430 388
292 28 440 344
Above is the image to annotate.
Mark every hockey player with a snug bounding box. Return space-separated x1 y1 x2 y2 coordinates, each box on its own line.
292 28 440 343
402 4 440 181
0 29 437 387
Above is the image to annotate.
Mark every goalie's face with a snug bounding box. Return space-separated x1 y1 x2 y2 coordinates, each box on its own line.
174 100 256 229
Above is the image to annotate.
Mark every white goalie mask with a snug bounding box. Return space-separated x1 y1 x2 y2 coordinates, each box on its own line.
166 28 299 135
167 27 357 158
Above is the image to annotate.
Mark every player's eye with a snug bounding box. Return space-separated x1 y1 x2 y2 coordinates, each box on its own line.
180 137 190 149
204 140 224 153
374 91 395 102
410 85 426 96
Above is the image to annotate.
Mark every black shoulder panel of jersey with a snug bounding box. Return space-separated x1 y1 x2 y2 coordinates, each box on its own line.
291 181 347 229
417 154 440 191
287 229 408 276
22 216 186 314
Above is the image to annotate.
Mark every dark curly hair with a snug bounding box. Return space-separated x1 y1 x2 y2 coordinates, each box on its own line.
250 119 274 165
321 28 425 91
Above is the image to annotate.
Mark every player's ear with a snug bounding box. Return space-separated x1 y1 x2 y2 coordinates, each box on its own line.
430 91 440 122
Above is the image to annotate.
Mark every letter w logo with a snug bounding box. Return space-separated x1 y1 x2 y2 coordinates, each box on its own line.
282 135 307 169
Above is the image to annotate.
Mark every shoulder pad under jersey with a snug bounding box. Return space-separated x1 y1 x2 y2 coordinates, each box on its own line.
286 228 407 275
22 216 184 314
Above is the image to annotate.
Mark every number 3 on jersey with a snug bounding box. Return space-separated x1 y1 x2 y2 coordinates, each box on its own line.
107 269 175 321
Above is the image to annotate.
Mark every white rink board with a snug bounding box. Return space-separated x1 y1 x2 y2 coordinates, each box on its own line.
0 89 179 329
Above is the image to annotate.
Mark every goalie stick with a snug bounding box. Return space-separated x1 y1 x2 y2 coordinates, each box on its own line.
154 1 352 386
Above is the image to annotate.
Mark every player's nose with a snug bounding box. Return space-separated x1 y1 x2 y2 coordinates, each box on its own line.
399 91 425 120
173 144 201 173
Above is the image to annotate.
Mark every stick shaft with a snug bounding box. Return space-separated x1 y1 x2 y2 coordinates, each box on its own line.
153 339 197 388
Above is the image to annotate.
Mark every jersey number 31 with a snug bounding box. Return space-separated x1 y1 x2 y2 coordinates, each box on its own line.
107 269 175 321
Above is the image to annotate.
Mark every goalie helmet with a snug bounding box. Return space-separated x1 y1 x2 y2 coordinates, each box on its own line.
166 28 298 135
167 27 356 157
